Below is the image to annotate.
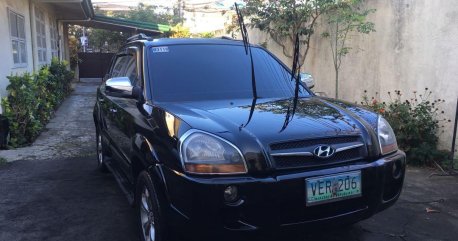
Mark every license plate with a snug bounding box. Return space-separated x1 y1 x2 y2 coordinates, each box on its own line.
306 171 362 206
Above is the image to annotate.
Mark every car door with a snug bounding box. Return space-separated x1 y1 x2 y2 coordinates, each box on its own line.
105 46 142 182
99 50 131 174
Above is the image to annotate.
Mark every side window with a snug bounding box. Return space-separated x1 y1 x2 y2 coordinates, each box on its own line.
124 52 139 86
110 55 129 78
8 9 27 67
35 7 47 64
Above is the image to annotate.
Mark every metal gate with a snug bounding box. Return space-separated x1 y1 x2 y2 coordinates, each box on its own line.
78 52 114 78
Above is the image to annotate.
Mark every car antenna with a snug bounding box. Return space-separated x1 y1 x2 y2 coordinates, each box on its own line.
280 33 301 132
235 2 258 130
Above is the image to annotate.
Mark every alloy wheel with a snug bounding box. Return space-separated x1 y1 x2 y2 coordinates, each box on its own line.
97 133 104 166
140 187 156 241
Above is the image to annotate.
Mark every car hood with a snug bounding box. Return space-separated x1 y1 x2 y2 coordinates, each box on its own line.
157 97 373 147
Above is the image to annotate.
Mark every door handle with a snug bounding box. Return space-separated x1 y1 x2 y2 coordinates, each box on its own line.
98 98 105 102
109 108 117 113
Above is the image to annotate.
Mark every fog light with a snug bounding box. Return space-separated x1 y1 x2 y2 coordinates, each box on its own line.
392 159 402 179
224 185 239 203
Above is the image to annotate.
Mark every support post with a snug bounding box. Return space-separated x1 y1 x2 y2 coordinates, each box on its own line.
452 98 458 169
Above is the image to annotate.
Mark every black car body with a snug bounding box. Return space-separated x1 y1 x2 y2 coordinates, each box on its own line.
93 36 406 241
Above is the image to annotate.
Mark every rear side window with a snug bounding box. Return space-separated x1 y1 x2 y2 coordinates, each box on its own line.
124 52 139 86
148 44 309 102
110 51 138 86
111 55 129 78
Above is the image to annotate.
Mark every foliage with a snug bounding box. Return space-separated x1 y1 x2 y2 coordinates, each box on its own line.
88 29 129 52
1 59 74 148
322 0 375 98
113 3 183 26
244 0 338 66
198 32 215 38
170 24 191 38
70 3 183 53
1 73 42 146
361 89 451 166
226 13 240 38
68 36 81 69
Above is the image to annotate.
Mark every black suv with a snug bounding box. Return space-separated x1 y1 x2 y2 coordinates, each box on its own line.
93 35 405 241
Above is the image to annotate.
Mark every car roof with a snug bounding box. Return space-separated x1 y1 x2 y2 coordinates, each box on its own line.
138 37 258 47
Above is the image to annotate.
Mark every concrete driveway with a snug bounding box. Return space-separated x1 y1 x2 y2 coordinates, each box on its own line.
1 157 457 241
0 80 457 241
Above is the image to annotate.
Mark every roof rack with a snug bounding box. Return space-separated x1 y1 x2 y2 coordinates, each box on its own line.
127 33 152 42
220 36 235 40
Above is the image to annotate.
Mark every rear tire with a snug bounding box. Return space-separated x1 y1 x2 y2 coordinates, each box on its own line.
96 130 108 172
136 172 168 241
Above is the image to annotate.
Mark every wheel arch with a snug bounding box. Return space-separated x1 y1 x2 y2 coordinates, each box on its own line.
131 134 170 205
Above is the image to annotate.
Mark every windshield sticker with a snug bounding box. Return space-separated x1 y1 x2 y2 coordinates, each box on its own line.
152 46 169 53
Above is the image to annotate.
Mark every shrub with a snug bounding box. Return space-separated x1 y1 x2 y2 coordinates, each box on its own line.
1 59 74 148
361 89 451 166
1 73 42 146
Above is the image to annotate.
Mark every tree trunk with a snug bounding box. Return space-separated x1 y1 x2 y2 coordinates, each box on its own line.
335 70 339 99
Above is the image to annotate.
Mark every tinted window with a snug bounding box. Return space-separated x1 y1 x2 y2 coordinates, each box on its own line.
124 53 139 86
111 55 129 77
149 44 309 102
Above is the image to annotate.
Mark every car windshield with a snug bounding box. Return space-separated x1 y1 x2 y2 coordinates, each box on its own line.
148 44 310 102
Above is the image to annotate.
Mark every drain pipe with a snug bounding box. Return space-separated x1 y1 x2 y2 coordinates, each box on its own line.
28 0 36 71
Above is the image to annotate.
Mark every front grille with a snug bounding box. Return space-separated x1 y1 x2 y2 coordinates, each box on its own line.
270 135 366 170
270 136 360 151
273 148 362 170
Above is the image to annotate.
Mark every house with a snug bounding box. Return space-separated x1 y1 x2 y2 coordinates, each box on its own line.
0 0 169 114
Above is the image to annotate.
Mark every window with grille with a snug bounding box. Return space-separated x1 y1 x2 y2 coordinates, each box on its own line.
49 19 58 58
35 7 47 64
8 9 27 67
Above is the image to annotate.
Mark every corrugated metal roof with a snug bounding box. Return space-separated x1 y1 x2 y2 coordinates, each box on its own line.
92 15 171 33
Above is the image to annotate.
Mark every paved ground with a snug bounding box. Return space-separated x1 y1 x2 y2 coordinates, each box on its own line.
0 79 98 162
1 157 457 241
0 80 457 241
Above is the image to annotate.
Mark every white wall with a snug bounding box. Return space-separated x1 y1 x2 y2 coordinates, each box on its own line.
0 0 34 103
249 0 458 151
0 0 65 113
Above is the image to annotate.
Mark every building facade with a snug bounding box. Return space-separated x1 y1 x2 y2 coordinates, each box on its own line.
0 0 167 114
1 0 61 105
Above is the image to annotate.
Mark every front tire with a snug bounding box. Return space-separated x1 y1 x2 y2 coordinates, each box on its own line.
136 172 168 241
96 130 108 172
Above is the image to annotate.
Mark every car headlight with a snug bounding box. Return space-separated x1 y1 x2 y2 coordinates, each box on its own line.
179 130 247 175
377 116 398 155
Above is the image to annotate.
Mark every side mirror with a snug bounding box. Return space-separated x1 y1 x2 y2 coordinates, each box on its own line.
300 72 315 89
105 77 141 99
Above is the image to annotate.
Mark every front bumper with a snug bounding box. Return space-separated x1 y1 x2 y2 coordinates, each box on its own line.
161 151 406 236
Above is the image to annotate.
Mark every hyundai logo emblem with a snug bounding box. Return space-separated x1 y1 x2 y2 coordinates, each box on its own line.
313 145 335 158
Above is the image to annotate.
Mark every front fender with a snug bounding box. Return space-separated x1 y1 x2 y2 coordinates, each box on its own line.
131 134 171 205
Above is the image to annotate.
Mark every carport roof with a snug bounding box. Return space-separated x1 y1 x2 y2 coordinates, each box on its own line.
40 0 170 35
87 15 171 34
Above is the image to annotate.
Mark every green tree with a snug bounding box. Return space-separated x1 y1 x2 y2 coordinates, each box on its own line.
88 29 129 52
245 0 337 66
170 24 191 38
114 3 182 26
322 0 375 98
198 32 215 38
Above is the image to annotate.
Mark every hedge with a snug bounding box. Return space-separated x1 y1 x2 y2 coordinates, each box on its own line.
1 58 74 148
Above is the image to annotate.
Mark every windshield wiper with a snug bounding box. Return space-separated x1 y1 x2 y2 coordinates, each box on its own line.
280 33 301 132
235 2 257 99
